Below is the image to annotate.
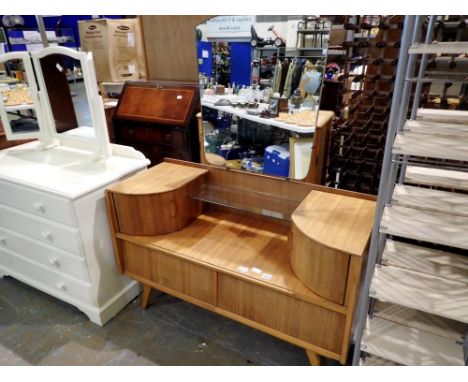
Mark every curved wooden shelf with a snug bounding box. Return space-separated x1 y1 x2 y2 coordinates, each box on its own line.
291 191 375 303
107 162 207 235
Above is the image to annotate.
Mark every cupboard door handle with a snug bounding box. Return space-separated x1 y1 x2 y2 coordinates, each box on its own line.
42 231 52 241
0 236 6 245
56 282 66 291
33 202 45 212
49 258 59 267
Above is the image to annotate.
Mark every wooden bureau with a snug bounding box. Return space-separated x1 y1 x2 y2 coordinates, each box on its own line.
113 81 200 166
106 159 376 364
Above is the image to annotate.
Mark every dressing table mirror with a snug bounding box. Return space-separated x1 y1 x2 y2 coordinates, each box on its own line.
31 47 110 157
0 51 45 140
195 16 334 183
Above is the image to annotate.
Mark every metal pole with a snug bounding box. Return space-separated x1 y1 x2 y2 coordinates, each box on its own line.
36 16 49 48
394 16 423 186
351 15 417 366
410 16 437 119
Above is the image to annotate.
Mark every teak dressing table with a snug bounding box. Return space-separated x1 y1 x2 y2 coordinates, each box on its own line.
106 159 376 364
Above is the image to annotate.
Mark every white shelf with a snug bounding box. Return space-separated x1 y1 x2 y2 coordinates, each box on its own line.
382 240 468 284
393 131 468 161
373 301 467 341
417 108 468 124
371 265 468 323
404 120 468 136
362 316 465 365
405 165 468 191
392 184 468 217
381 205 468 250
201 101 317 134
409 42 468 55
5 104 35 112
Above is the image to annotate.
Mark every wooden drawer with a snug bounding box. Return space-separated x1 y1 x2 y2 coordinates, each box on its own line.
0 204 83 256
217 274 346 355
116 125 187 146
0 226 90 282
121 241 216 305
0 248 93 305
0 179 75 226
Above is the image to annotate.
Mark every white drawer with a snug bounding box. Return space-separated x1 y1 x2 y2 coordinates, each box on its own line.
0 247 93 305
0 180 75 226
0 204 83 256
0 227 90 282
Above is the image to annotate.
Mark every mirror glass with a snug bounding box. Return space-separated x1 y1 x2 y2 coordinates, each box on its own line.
0 56 40 136
38 53 95 140
196 16 330 180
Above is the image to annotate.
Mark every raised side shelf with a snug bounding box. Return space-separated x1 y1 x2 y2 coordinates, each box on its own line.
373 301 467 341
409 42 468 54
404 120 468 136
371 265 468 323
381 205 468 250
382 240 468 283
393 131 468 161
362 316 465 366
392 184 468 217
405 165 468 191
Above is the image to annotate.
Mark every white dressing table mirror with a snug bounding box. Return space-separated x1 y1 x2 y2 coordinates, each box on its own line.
0 51 46 141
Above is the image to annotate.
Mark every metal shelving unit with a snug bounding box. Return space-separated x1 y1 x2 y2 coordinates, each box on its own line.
353 15 468 366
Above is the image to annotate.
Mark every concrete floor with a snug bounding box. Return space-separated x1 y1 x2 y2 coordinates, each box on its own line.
0 276 312 366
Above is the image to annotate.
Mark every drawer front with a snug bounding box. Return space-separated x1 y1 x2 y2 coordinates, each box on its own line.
0 247 93 304
0 180 74 226
116 126 187 146
218 274 346 355
0 227 90 282
121 241 216 305
0 204 83 256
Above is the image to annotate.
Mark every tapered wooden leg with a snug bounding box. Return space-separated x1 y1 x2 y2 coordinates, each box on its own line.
141 284 153 309
306 349 321 366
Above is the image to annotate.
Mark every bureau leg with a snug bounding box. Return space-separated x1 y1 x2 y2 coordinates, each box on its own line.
141 284 153 309
305 349 321 366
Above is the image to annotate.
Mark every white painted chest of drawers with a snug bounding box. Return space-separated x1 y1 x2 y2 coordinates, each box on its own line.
0 141 149 325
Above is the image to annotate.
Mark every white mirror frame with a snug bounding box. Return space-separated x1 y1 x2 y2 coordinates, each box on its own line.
0 51 47 141
31 46 110 158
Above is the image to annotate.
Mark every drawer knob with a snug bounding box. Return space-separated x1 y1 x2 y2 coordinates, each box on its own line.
33 202 45 212
0 236 6 245
56 282 66 291
41 231 53 241
49 258 59 267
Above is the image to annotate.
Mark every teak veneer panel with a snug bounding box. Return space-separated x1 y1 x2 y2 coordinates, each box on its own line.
291 223 350 304
217 274 346 355
121 240 216 305
107 162 208 236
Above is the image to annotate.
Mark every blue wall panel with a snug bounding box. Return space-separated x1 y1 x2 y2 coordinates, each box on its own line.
229 42 251 87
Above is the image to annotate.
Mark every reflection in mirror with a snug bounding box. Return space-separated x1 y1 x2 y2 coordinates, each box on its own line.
38 53 94 139
196 16 330 181
0 57 40 136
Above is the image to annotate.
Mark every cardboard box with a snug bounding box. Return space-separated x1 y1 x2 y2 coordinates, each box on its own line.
78 18 147 83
